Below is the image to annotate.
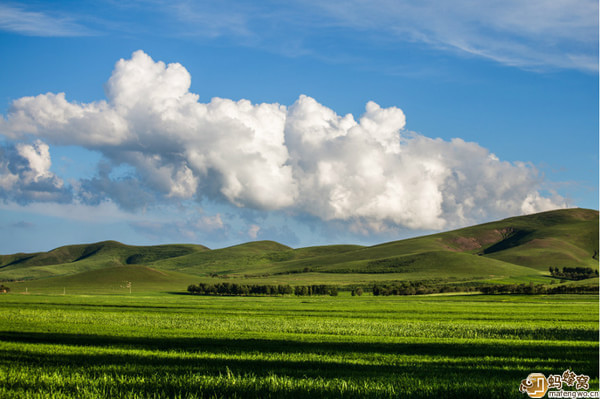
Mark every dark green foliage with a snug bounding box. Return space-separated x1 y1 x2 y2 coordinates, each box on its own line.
550 266 598 280
187 282 338 296
180 283 340 297
292 285 338 296
480 283 599 295
188 282 294 296
371 280 599 296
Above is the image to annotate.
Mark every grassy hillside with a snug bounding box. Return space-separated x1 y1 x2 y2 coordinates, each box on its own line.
436 208 599 270
0 241 207 281
1 208 597 293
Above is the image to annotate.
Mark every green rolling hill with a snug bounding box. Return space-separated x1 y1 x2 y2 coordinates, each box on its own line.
1 208 597 293
0 241 207 281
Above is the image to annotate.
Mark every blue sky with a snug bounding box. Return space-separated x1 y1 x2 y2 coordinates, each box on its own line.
0 0 597 253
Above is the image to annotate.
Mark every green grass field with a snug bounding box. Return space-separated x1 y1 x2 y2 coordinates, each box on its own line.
0 293 597 398
0 209 597 397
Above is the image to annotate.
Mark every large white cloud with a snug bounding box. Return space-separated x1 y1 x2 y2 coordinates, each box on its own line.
0 50 565 232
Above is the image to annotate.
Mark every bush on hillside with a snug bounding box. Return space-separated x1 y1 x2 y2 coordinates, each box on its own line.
549 266 598 281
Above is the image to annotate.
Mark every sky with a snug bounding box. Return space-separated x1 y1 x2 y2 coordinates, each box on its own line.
0 0 598 253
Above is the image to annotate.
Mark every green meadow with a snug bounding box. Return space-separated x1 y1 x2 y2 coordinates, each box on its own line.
0 293 598 398
1 209 597 397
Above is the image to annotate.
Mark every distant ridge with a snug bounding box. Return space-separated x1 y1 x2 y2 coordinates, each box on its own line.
0 241 208 280
1 208 597 292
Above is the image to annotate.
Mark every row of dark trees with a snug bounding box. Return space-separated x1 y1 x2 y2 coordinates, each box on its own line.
188 283 292 296
188 279 598 297
372 281 599 296
549 267 598 281
294 285 338 296
480 282 598 294
187 282 338 296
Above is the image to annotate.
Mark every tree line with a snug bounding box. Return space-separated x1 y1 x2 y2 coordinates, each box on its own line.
187 282 338 296
372 281 599 296
480 282 598 295
187 280 598 297
549 267 598 281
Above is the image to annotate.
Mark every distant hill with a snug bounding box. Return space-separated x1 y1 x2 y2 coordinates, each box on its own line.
1 208 597 293
0 241 207 281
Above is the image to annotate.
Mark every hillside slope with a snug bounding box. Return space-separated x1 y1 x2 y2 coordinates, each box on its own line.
1 208 597 291
436 208 598 270
0 241 208 281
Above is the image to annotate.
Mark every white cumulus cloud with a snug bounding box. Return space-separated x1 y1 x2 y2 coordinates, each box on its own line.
0 140 70 203
0 50 565 233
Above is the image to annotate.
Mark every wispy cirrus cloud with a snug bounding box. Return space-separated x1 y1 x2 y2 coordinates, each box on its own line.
2 1 595 71
11 220 34 229
0 3 94 37
304 0 598 72
147 0 598 72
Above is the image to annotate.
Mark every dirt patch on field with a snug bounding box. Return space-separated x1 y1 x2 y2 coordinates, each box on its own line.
451 237 483 251
448 228 514 252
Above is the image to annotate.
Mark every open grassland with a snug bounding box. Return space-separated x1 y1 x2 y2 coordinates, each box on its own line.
1 209 597 289
0 293 597 398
